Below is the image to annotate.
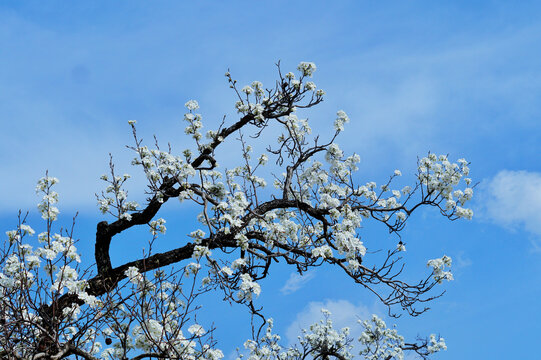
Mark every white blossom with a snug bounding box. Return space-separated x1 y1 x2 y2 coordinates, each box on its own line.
193 245 211 259
188 324 206 336
297 61 317 77
427 255 453 283
241 85 253 95
149 218 167 235
427 334 447 353
237 273 261 300
185 99 199 110
334 110 349 131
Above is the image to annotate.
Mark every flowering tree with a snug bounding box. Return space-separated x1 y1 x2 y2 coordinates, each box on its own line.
0 62 473 360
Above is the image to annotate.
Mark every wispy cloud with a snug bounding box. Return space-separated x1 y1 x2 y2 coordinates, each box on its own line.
3 3 541 215
280 271 316 295
329 22 541 170
482 170 541 249
455 251 473 270
483 170 541 233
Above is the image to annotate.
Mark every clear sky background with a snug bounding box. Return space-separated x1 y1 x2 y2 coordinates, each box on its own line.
1 1 541 359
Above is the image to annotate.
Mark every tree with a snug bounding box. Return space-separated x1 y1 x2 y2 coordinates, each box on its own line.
0 62 473 360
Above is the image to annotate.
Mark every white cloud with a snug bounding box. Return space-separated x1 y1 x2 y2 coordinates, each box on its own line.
483 170 541 236
454 251 473 270
280 271 316 295
285 299 372 347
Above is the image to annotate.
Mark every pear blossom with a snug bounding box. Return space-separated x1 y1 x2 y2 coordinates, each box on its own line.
334 110 349 131
185 99 199 110
241 85 254 95
427 255 453 283
297 61 317 77
0 63 474 360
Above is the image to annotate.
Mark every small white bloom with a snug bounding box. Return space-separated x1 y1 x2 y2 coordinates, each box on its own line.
334 110 349 131
241 86 253 95
193 245 211 259
305 81 316 91
297 62 317 77
188 324 206 336
221 266 233 276
185 100 199 111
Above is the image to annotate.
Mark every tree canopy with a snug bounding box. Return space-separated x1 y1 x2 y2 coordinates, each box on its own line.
0 62 473 360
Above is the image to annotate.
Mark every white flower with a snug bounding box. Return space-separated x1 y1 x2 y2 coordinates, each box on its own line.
120 213 132 221
235 233 249 250
20 224 35 236
25 255 41 269
334 110 349 131
6 230 19 243
297 62 317 77
193 245 211 259
305 81 316 91
79 292 100 308
185 99 199 111
188 324 205 336
325 143 343 162
396 212 406 221
427 255 453 283
189 229 206 244
221 266 233 276
312 245 333 259
4 255 22 274
237 273 261 300
36 176 59 192
125 266 141 281
455 206 473 220
258 154 268 165
231 258 247 270
185 262 201 276
427 334 447 353
149 218 167 235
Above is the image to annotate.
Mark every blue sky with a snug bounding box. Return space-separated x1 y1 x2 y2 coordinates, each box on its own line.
1 1 541 359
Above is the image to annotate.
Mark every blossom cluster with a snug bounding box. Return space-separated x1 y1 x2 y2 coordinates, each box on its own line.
0 62 477 358
36 175 60 220
83 265 222 360
0 178 223 360
184 100 204 142
97 172 139 220
359 315 405 360
237 273 261 301
131 144 196 191
0 178 104 357
418 154 474 220
238 310 446 360
427 255 453 283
